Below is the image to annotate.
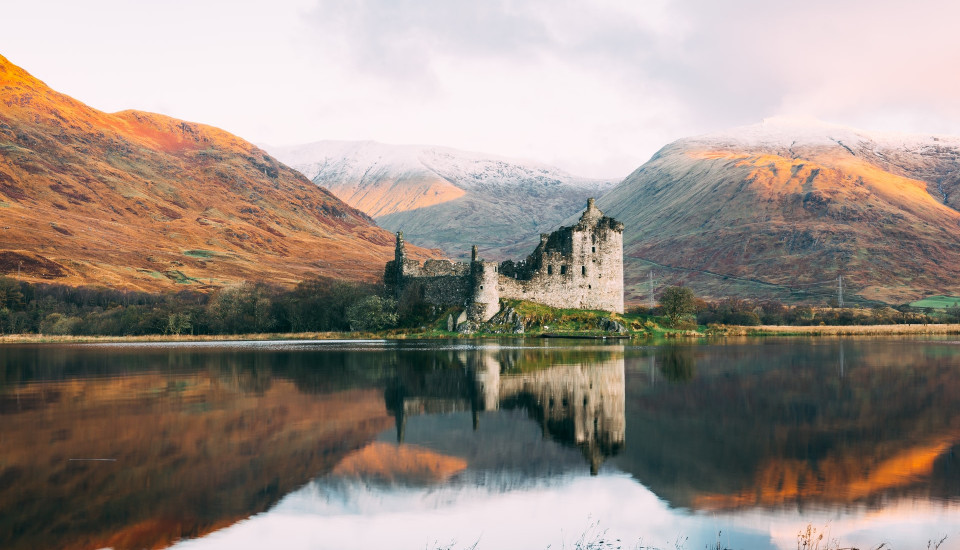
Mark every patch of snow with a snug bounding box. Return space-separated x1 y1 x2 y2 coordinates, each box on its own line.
685 115 960 153
266 140 616 192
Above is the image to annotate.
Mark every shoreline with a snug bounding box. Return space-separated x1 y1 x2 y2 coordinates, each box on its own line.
3 323 960 344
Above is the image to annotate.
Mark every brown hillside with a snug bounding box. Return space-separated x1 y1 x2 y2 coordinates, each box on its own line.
0 54 437 291
598 119 960 304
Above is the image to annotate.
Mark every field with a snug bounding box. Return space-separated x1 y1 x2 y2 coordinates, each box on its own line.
909 295 960 309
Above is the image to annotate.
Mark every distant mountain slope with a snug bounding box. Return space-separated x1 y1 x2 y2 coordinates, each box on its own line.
596 117 960 304
268 141 617 260
0 54 435 291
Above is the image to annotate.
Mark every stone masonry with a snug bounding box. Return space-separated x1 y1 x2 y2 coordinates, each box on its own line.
384 198 624 321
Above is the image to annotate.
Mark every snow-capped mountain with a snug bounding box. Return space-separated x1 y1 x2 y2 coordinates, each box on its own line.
687 116 960 150
684 116 960 208
268 140 618 260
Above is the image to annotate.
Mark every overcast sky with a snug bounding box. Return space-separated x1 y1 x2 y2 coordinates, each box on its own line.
4 0 960 178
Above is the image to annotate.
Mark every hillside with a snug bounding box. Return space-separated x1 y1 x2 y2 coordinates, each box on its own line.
268 140 616 261
597 117 960 304
0 54 435 292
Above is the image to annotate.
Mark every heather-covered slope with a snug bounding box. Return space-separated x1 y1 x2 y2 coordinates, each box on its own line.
597 118 960 304
269 140 617 261
0 54 435 291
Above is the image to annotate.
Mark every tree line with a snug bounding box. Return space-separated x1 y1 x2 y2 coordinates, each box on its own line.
0 275 415 336
644 286 953 328
0 275 955 336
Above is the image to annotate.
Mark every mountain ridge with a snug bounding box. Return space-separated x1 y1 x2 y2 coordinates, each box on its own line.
268 140 618 260
595 118 960 304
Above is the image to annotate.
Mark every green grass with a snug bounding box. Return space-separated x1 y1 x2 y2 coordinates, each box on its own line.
494 299 694 338
183 249 217 259
909 295 960 309
136 269 166 279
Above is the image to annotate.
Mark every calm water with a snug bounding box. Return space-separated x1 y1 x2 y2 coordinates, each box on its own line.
2 338 960 549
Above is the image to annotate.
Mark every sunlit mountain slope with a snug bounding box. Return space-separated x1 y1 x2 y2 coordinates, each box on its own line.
0 54 435 291
597 117 960 304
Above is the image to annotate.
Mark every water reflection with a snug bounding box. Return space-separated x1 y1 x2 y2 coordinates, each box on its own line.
2 339 960 550
616 340 960 512
657 345 696 382
387 345 625 474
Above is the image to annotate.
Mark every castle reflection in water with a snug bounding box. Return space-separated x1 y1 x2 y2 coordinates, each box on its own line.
386 345 625 474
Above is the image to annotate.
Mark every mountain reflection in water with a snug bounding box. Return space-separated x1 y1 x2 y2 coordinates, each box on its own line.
1 339 960 550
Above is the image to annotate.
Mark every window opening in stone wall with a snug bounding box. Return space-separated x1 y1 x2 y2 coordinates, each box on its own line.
581 265 586 275
479 285 483 289
592 246 595 253
547 265 553 275
561 265 567 275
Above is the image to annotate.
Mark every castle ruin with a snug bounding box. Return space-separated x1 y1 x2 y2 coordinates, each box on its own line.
385 198 624 321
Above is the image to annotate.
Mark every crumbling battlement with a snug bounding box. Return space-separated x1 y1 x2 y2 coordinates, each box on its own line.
385 198 624 322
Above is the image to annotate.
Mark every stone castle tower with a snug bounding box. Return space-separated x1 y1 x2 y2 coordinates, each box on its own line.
385 199 624 321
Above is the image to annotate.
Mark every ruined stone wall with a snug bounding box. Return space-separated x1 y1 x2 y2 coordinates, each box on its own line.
386 257 471 308
496 203 624 313
402 259 469 278
417 275 471 308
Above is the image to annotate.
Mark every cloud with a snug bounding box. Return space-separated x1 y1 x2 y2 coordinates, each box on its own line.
4 0 960 176
295 0 960 175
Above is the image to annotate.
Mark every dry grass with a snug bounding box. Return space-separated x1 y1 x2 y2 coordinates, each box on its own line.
0 332 354 345
729 324 960 336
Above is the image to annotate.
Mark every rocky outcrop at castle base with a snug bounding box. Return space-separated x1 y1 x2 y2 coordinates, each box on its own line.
385 199 625 322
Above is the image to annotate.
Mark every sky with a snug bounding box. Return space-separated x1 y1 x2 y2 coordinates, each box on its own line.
4 0 960 178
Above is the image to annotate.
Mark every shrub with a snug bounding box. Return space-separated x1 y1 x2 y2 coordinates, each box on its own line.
40 313 82 335
346 295 398 332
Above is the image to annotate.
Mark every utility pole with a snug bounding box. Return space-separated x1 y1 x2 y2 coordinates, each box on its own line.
649 271 655 308
838 275 844 308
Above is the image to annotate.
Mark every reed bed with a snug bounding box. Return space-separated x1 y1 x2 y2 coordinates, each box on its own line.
0 332 350 345
736 324 960 336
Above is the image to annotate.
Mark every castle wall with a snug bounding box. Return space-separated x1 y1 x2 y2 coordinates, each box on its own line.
397 260 471 307
386 199 624 321
416 275 471 307
496 212 623 313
